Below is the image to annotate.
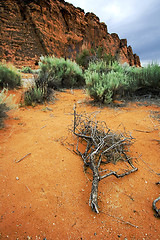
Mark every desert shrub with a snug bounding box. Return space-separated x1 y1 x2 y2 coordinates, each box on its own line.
85 61 160 104
123 63 160 95
0 63 21 89
21 66 33 73
0 101 8 128
85 61 128 103
76 47 116 69
119 64 140 94
37 55 85 90
96 46 103 59
86 60 112 74
103 53 116 66
139 63 160 91
76 49 91 69
24 86 44 106
0 88 16 128
24 55 84 105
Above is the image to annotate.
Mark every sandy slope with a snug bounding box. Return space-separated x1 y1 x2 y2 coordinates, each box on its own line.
0 87 160 240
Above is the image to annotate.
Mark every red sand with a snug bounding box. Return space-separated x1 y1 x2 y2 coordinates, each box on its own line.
0 89 160 240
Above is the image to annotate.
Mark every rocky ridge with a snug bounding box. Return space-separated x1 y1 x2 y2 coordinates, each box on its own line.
0 0 141 67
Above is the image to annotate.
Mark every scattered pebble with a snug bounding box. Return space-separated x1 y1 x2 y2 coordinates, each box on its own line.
118 234 122 238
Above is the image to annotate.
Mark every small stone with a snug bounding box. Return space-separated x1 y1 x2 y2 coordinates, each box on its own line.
46 107 53 111
16 177 19 180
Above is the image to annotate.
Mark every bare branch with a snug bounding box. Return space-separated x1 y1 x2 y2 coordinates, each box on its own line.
15 153 31 163
100 167 138 180
152 196 160 218
71 109 138 213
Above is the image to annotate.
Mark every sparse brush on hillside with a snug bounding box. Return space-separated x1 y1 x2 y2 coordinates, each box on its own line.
0 62 21 89
85 61 160 104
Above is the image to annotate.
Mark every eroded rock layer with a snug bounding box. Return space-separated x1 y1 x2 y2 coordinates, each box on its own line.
0 0 141 67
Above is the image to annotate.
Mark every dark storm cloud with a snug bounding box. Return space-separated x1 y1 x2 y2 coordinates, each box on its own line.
68 0 160 65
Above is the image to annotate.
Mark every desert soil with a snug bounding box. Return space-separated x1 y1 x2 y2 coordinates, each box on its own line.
0 74 160 240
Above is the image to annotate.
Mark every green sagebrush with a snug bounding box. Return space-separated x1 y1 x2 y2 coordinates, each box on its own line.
37 55 85 90
0 63 21 89
0 88 17 128
76 48 116 69
24 86 44 106
24 56 85 105
123 63 160 94
0 90 8 128
21 66 33 73
85 61 128 103
85 61 160 104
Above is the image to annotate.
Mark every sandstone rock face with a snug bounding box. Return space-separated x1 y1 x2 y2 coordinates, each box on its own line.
0 0 141 67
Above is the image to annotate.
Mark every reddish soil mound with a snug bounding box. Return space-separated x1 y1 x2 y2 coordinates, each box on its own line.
0 88 159 239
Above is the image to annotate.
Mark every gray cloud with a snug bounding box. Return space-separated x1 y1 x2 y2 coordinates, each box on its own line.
68 0 160 64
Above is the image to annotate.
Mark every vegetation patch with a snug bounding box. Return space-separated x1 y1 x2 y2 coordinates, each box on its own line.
24 86 45 106
76 47 116 69
0 88 16 128
38 55 85 89
21 66 33 74
0 62 21 89
85 61 160 104
24 56 85 106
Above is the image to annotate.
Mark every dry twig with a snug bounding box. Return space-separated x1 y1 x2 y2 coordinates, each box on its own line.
152 196 160 218
102 211 139 228
16 153 31 163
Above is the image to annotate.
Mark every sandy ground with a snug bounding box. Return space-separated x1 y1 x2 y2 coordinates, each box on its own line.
0 80 160 239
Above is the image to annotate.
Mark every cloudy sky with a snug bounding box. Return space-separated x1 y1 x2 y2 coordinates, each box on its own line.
67 0 160 66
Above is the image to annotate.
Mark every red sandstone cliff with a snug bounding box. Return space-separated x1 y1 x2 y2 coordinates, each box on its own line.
0 0 141 67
